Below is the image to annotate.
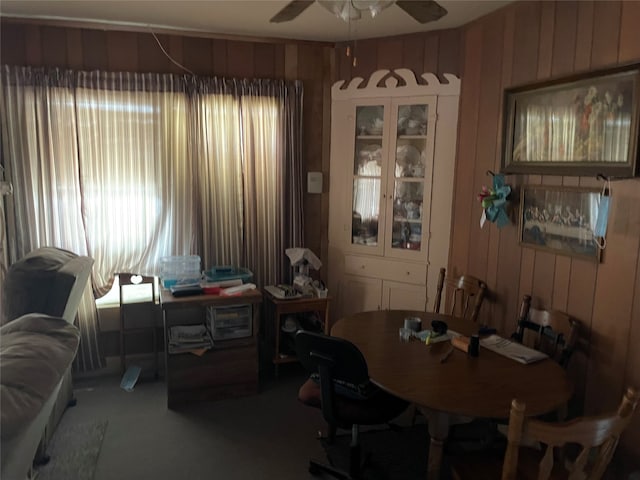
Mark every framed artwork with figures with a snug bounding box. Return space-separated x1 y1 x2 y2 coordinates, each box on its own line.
519 185 602 261
502 64 640 177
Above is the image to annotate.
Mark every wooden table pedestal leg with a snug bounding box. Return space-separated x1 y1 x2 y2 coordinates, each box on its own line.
420 407 450 479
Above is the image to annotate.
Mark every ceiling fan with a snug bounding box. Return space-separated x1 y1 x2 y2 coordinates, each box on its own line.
270 0 448 24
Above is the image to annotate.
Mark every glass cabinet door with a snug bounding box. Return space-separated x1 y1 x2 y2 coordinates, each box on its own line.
351 105 385 248
347 98 435 258
388 102 432 255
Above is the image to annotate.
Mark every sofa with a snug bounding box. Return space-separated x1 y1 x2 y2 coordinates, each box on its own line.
0 247 93 480
1 314 80 479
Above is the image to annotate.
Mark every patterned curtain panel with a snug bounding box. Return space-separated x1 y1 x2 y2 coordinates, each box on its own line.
190 77 305 286
190 82 245 270
0 67 104 371
0 65 304 372
278 80 305 283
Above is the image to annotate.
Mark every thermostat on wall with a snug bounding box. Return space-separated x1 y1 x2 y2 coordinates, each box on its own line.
307 171 323 194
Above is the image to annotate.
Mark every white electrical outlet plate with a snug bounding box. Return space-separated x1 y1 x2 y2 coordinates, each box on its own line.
307 172 322 194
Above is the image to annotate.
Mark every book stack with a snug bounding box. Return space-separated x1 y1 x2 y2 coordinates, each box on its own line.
168 324 213 354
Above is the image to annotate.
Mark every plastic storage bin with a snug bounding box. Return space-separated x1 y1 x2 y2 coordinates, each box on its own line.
207 305 252 340
160 255 201 288
203 266 253 284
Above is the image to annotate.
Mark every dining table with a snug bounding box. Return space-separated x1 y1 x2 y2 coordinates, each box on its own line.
331 309 573 479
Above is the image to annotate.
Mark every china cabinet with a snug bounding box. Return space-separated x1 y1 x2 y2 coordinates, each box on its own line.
328 70 461 319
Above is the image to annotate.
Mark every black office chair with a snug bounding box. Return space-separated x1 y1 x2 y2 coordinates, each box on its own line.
295 330 409 479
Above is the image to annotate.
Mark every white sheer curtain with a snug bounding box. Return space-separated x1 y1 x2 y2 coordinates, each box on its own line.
74 72 196 296
1 66 304 371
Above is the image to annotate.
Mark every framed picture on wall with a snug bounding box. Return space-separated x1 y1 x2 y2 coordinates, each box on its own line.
502 64 640 177
519 185 602 261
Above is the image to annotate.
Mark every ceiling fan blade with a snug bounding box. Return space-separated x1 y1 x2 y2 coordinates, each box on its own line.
270 0 315 23
396 0 448 24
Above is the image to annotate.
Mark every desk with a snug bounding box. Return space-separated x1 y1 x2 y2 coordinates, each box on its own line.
160 289 262 408
331 310 573 479
263 291 331 377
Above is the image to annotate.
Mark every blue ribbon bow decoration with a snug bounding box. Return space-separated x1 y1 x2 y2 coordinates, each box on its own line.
478 174 511 228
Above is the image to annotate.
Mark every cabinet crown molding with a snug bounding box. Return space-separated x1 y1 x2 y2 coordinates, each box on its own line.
332 69 460 100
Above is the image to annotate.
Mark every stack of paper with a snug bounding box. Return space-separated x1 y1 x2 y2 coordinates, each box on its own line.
168 324 213 354
480 335 548 364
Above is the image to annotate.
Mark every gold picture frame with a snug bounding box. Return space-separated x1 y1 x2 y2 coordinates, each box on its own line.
519 185 602 262
502 64 640 177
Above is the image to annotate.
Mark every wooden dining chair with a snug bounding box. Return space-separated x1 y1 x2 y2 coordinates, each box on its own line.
512 295 580 369
413 267 488 426
451 386 640 480
433 267 487 322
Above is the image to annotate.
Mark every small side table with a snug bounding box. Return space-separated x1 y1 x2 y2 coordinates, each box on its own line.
263 290 331 378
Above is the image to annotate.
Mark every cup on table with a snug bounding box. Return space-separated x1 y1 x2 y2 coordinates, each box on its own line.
399 327 413 342
404 317 422 332
469 335 480 357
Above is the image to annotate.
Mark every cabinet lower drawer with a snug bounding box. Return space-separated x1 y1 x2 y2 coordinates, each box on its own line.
344 255 427 285
167 345 257 390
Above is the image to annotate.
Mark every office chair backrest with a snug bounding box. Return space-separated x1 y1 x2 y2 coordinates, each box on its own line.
502 386 639 480
513 295 580 368
295 330 370 425
433 267 487 322
295 330 369 385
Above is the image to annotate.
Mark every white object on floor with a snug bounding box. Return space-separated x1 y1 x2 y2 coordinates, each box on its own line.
120 366 141 392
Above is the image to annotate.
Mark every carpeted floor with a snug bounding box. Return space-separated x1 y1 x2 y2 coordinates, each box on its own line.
320 419 506 479
35 419 108 480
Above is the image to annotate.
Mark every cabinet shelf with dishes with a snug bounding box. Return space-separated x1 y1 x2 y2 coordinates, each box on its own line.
347 97 434 260
328 69 461 319
356 135 383 140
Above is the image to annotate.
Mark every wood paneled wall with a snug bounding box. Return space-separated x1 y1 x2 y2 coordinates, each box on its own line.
449 0 640 467
0 21 333 274
334 28 462 82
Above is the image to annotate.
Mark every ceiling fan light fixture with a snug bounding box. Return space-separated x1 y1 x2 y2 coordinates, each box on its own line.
318 0 394 22
317 1 358 21
269 0 448 25
353 0 395 18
